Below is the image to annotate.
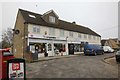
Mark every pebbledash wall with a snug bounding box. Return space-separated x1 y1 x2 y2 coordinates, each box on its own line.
13 9 101 61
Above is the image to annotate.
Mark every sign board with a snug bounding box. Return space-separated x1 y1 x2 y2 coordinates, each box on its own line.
7 58 26 80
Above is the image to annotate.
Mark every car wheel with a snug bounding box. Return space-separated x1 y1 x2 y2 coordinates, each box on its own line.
102 52 104 55
94 52 97 56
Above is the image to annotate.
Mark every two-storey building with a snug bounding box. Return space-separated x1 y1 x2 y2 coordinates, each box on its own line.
13 9 101 61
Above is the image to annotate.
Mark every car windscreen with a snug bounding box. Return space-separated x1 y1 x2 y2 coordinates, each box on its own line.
85 44 95 49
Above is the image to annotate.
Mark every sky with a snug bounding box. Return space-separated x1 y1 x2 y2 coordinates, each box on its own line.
0 0 119 41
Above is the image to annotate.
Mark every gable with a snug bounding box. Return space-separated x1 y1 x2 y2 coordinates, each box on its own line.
42 10 59 24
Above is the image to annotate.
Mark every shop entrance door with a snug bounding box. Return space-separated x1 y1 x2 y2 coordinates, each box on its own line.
45 43 53 56
68 44 74 55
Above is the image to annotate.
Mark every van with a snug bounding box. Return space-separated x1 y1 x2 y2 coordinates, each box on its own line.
84 44 104 56
103 46 114 53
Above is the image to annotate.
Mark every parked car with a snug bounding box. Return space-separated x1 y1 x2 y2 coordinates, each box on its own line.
103 46 114 53
115 50 120 62
84 44 104 56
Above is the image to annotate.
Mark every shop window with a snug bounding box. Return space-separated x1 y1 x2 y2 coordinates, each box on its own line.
74 44 81 52
30 43 46 53
54 44 65 52
48 43 52 51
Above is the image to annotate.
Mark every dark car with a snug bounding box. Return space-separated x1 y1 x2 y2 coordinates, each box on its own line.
84 44 104 56
115 50 120 62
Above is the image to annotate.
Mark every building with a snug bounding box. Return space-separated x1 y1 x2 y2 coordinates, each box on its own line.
101 38 120 50
13 9 101 61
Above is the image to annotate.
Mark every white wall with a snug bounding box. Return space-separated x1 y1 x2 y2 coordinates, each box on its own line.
28 24 101 44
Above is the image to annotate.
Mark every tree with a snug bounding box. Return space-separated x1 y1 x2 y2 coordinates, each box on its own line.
1 28 13 49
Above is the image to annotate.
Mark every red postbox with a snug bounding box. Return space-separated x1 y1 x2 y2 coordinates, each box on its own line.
0 48 15 79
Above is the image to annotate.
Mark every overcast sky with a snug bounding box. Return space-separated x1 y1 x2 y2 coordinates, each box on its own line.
1 1 118 41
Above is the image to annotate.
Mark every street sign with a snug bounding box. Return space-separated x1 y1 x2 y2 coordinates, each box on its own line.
7 58 26 80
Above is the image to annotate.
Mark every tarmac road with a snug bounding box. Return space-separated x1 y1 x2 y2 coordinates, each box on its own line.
26 53 119 78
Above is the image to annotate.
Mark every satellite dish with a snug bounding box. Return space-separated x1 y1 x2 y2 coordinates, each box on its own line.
15 30 20 34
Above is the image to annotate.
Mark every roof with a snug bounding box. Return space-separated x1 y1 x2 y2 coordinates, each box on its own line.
101 39 120 49
19 9 101 37
43 9 59 18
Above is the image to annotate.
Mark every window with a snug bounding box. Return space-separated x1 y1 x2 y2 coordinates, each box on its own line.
33 26 40 33
93 36 96 40
74 44 81 52
84 34 87 39
29 14 36 18
49 28 55 36
88 35 91 39
54 44 66 52
60 30 64 37
78 33 81 38
49 16 55 23
69 32 73 37
48 43 52 51
97 37 99 40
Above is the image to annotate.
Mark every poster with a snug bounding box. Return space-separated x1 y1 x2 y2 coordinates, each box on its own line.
8 62 24 79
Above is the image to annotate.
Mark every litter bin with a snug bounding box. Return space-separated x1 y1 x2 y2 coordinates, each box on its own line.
32 52 38 60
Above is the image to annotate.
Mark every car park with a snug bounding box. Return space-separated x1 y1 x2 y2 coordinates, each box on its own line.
84 44 104 56
103 46 114 53
115 50 120 62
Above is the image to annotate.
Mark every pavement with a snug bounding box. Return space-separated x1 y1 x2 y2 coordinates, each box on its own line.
31 54 83 62
104 56 119 65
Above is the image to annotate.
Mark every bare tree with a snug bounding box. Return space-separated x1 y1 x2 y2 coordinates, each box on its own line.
1 28 13 48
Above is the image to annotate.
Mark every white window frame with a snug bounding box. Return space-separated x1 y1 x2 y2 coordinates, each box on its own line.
49 28 55 36
84 34 87 39
49 16 55 23
69 31 73 37
78 33 82 38
33 26 40 33
88 35 91 39
60 29 64 37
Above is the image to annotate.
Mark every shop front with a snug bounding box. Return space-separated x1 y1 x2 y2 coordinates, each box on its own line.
28 38 68 59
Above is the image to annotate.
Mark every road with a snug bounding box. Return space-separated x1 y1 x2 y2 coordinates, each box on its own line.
26 53 119 78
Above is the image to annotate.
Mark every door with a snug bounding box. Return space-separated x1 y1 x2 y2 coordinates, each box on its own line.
68 44 74 55
45 43 53 56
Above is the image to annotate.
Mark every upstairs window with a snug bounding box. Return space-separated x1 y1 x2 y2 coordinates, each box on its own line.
84 34 87 39
49 16 55 23
33 26 40 33
78 33 82 38
49 28 55 36
69 32 73 37
88 35 91 39
60 29 64 37
93 36 96 40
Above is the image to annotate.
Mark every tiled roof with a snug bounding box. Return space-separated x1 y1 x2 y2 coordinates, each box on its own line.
19 9 101 37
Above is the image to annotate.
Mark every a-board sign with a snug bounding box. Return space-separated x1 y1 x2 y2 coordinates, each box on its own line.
7 58 26 80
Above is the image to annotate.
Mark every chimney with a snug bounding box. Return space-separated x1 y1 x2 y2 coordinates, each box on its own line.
72 21 76 24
